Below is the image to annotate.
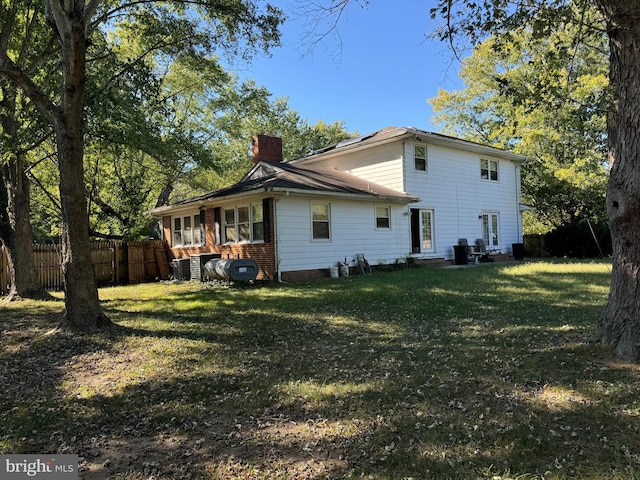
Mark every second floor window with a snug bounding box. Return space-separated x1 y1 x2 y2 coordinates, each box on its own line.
481 159 499 181
415 145 427 172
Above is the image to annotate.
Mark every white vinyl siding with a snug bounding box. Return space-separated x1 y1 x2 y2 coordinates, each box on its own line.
404 142 519 255
276 196 411 273
308 142 405 193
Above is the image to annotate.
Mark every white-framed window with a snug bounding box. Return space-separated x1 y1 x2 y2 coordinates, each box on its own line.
415 144 427 172
252 203 265 241
375 205 391 229
172 213 203 247
481 159 499 181
311 202 331 240
223 203 264 244
482 212 500 248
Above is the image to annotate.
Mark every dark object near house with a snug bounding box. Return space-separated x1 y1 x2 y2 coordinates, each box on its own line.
453 245 469 265
512 242 525 260
204 258 259 282
171 258 191 280
190 254 222 281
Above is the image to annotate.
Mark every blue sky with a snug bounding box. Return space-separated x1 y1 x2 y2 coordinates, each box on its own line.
233 0 465 135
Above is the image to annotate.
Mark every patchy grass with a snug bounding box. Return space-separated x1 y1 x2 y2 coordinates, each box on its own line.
2 260 640 479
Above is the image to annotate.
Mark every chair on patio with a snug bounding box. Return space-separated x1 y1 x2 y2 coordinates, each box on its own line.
474 238 496 262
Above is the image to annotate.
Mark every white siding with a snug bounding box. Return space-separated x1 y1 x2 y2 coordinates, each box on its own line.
275 194 411 272
403 141 522 259
316 141 406 193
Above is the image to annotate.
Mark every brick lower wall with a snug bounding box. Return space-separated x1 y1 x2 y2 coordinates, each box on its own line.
168 243 276 281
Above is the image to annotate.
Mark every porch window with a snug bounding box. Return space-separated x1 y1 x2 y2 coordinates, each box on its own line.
238 206 250 242
224 208 236 242
252 203 264 241
172 214 204 247
173 218 182 246
481 159 499 181
312 202 331 240
223 203 265 243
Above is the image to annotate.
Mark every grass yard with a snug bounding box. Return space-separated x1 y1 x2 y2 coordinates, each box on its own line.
2 260 640 479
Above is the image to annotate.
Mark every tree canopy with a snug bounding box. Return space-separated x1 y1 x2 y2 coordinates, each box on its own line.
0 0 285 329
430 13 609 233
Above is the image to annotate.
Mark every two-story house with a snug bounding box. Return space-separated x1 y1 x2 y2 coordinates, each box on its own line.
150 126 527 281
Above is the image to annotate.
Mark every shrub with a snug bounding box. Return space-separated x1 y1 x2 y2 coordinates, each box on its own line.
544 220 611 258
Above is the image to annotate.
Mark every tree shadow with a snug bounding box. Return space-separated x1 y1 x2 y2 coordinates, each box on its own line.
4 261 638 478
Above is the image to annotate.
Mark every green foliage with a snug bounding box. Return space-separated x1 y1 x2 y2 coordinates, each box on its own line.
179 89 355 196
430 6 609 233
544 219 611 258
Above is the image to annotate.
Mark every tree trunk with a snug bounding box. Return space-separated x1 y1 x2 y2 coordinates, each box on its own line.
1 153 51 302
0 87 51 301
50 0 111 332
596 2 640 362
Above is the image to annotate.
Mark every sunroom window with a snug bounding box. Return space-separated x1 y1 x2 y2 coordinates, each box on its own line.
223 203 265 243
172 214 204 247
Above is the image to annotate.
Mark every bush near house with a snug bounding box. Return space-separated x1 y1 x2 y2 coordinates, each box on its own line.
544 220 612 258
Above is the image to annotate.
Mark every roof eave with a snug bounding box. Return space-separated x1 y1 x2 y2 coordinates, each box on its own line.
268 187 419 204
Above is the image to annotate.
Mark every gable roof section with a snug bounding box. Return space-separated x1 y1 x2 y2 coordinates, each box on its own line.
150 161 417 216
292 126 527 165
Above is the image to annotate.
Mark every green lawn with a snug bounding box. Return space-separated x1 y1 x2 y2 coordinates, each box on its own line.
2 260 639 479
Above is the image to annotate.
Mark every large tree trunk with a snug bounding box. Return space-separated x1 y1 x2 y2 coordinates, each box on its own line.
0 89 51 302
596 1 640 362
1 154 51 302
49 0 111 332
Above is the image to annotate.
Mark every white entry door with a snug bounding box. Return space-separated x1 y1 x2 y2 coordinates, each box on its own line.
482 213 500 249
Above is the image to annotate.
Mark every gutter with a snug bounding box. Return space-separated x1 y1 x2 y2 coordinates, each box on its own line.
267 187 419 204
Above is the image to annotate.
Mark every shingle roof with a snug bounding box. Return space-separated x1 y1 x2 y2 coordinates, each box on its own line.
150 125 525 216
293 126 526 164
150 159 417 215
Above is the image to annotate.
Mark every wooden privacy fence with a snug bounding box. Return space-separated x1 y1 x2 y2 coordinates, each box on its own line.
0 240 171 295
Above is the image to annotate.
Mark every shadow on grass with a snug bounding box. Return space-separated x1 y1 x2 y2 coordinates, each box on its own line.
3 261 640 479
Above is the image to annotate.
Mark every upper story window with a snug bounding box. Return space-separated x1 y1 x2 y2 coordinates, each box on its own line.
173 213 203 247
312 202 331 240
375 205 391 229
223 203 264 243
481 159 499 181
414 144 427 172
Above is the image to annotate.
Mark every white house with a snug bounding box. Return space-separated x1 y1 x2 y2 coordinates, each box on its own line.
150 126 527 281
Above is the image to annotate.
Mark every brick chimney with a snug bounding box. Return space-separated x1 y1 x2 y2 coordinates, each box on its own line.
252 134 283 166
